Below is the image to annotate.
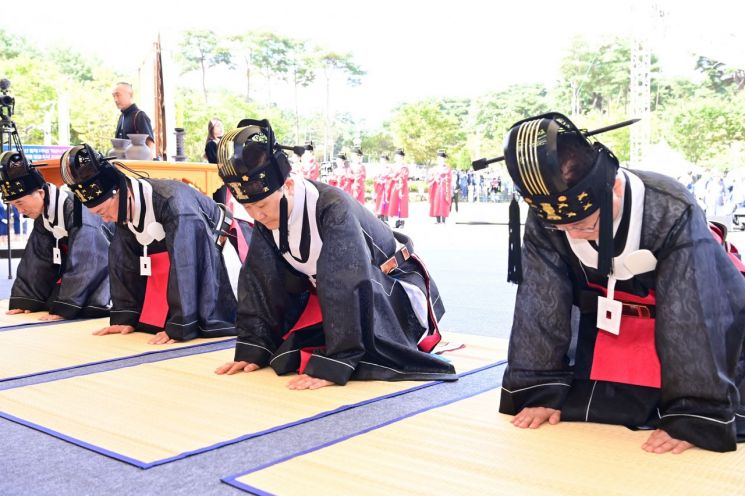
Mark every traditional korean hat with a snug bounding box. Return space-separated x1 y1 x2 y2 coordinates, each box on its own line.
501 112 621 282
0 149 45 200
217 118 302 254
304 141 314 151
436 149 447 158
336 152 347 161
394 148 405 157
352 146 363 156
59 144 128 225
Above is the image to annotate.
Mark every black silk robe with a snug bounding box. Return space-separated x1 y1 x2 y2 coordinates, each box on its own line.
108 179 237 341
234 181 456 385
10 187 111 319
500 170 745 452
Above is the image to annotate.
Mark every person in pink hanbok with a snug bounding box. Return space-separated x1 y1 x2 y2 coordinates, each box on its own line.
300 142 320 181
388 148 409 229
350 146 367 205
428 150 453 224
374 154 392 222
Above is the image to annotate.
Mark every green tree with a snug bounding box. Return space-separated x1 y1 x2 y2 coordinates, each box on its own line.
177 30 232 104
389 99 463 165
665 95 745 167
287 40 317 143
250 32 293 103
319 51 365 161
558 36 659 115
695 56 745 94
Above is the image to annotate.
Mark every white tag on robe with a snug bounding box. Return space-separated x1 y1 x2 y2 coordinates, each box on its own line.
53 247 62 265
140 245 151 276
140 256 152 276
597 276 622 335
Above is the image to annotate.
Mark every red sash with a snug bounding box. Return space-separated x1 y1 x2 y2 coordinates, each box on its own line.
139 251 170 329
588 282 660 389
282 293 324 374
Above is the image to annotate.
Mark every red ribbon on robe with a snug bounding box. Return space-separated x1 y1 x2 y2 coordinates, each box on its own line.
139 251 170 329
588 282 660 389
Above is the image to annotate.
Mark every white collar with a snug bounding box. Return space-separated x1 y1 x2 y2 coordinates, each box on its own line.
126 177 165 247
566 170 645 281
41 183 69 240
272 174 323 283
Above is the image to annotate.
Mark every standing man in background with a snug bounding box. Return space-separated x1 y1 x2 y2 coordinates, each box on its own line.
112 82 155 158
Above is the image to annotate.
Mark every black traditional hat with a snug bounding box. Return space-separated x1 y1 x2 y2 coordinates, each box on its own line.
60 144 128 225
0 149 45 201
217 119 292 204
304 141 314 151
394 148 405 157
352 146 363 156
380 153 390 161
217 118 297 253
336 152 347 161
436 149 447 158
503 112 619 282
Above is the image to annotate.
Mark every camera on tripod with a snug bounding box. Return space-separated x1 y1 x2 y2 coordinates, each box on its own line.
0 79 15 120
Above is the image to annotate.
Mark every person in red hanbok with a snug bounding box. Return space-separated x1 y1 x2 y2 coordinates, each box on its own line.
300 142 319 181
350 146 367 205
374 154 392 221
329 153 353 195
428 150 452 224
388 148 409 228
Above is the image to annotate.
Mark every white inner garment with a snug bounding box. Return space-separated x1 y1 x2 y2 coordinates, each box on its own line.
272 174 323 285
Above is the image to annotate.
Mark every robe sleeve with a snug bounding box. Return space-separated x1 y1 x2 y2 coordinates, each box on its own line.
499 213 576 414
161 212 217 341
233 228 288 365
48 213 110 319
108 227 146 328
9 220 57 312
303 197 369 385
653 205 745 452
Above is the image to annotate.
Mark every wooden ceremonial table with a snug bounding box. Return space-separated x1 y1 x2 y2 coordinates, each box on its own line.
33 159 223 195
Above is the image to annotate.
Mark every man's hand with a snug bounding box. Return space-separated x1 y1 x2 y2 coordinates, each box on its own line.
93 324 135 336
214 361 260 375
286 374 335 390
512 407 561 429
641 429 693 454
6 309 31 315
148 331 176 345
39 313 64 321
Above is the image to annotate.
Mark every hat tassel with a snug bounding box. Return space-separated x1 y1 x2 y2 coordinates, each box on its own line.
279 193 290 254
507 194 523 284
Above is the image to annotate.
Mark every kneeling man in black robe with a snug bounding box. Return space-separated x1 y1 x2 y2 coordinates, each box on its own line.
214 119 456 389
59 145 239 344
1 150 110 320
494 112 745 453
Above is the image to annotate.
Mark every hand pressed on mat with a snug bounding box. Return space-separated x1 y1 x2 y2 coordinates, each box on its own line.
148 331 177 345
6 309 31 315
214 361 260 375
512 407 561 429
287 374 335 390
38 313 63 321
642 428 693 454
93 324 135 336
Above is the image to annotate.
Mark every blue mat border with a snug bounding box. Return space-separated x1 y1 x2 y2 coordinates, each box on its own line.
221 371 506 495
0 358 506 470
0 337 236 384
0 317 85 333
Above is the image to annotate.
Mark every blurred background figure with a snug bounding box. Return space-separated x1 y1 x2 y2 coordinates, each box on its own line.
204 118 223 164
388 148 409 228
428 150 452 224
350 146 366 205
